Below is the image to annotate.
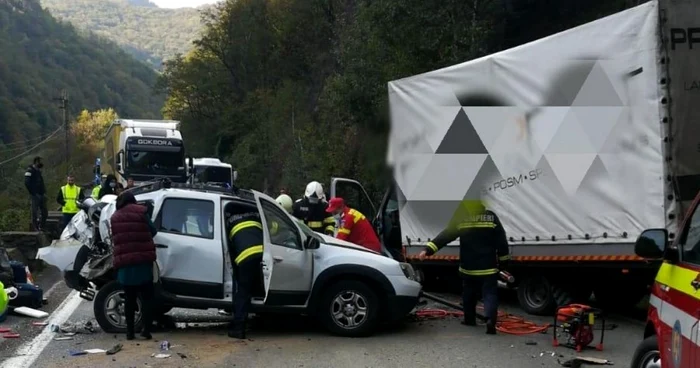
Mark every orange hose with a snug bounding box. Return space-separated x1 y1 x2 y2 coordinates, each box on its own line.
415 307 550 335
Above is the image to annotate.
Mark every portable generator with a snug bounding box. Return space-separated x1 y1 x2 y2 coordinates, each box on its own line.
552 304 605 352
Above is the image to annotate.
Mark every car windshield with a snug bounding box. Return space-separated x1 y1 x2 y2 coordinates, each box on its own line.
195 166 231 185
127 150 184 176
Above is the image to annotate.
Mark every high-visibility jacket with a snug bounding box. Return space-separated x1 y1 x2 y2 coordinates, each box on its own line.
336 208 381 253
59 185 81 214
227 212 264 266
91 185 101 199
424 202 510 277
292 198 335 234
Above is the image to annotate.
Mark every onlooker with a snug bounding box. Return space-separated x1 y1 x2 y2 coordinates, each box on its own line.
126 176 135 189
24 156 47 231
98 174 118 200
56 174 85 232
110 191 157 341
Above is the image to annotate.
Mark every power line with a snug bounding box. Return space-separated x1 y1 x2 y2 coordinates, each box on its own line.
0 130 63 148
0 126 64 167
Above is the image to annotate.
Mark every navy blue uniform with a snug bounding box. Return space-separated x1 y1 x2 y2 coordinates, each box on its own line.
424 201 510 333
292 198 335 234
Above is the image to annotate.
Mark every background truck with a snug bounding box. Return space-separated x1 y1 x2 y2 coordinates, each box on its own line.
100 119 188 186
331 0 700 315
188 157 237 188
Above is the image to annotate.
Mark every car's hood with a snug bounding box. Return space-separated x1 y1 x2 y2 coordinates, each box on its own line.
318 234 380 255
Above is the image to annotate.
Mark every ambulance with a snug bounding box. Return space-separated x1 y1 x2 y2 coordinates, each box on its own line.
631 191 700 367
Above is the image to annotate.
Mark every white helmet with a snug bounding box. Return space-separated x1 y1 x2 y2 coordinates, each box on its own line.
304 181 325 204
276 194 293 214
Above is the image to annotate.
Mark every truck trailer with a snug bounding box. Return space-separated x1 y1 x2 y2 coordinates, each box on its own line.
331 0 700 315
101 119 188 187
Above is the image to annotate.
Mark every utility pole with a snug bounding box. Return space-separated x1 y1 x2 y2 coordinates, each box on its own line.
54 90 69 162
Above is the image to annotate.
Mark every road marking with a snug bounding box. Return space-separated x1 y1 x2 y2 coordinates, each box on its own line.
0 291 83 368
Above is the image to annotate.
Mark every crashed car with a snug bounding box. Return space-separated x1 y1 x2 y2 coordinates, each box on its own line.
41 181 422 337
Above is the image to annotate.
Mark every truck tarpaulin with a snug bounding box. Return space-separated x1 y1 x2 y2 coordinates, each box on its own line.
660 0 700 217
386 2 667 246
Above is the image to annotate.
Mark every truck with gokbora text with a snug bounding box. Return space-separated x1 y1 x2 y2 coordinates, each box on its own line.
101 119 188 187
330 0 700 316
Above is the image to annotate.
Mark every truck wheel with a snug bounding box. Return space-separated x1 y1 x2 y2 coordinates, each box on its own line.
319 280 380 337
94 280 143 333
631 335 660 368
517 275 556 315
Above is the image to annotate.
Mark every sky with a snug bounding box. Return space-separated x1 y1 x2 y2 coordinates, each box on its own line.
150 0 221 9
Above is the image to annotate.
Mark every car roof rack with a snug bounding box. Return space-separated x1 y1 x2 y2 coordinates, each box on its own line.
126 177 255 201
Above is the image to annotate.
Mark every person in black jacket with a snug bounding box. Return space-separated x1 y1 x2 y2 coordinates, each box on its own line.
24 156 47 231
225 208 264 339
98 174 118 200
418 200 510 335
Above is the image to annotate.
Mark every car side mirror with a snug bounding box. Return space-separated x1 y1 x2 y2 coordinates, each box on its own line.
635 228 669 260
117 151 124 173
305 236 320 250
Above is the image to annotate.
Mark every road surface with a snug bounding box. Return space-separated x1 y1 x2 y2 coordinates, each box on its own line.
0 270 644 368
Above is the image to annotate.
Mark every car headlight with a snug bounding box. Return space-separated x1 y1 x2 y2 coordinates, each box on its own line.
399 262 417 281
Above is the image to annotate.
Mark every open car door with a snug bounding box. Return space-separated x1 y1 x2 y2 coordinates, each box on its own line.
329 177 376 221
252 190 314 306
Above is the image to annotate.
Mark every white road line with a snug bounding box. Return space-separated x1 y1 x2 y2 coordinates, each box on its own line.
1 291 83 368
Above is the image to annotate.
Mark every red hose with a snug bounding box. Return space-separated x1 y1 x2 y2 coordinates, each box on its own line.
415 307 550 335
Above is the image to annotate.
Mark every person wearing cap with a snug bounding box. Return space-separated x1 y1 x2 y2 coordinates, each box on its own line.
326 197 381 253
417 199 510 335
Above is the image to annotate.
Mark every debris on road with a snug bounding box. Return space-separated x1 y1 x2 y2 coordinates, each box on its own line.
152 353 171 359
69 350 87 356
53 320 96 334
2 332 20 338
32 321 48 326
84 349 107 354
160 340 170 350
0 327 11 333
106 343 122 355
54 336 74 341
177 352 187 359
558 356 614 367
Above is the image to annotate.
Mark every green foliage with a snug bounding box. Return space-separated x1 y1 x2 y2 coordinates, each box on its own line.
0 0 163 230
40 0 209 69
158 0 637 203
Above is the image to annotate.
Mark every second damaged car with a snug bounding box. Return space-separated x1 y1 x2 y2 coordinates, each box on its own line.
40 179 422 337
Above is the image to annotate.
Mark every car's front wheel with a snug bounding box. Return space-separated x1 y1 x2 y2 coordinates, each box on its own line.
94 280 143 333
318 280 380 337
631 335 661 368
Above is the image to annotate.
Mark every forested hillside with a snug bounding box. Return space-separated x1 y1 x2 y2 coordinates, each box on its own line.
158 0 641 201
41 0 208 69
0 0 163 230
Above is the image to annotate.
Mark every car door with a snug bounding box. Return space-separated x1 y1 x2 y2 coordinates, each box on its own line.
662 195 700 367
252 190 314 306
153 195 225 300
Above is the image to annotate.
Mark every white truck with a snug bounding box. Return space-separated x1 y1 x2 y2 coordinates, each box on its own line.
100 119 188 187
334 0 700 315
188 157 237 188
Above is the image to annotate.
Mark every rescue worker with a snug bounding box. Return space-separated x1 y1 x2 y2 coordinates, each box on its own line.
276 194 294 215
292 181 335 235
24 156 47 231
418 200 510 335
225 208 264 339
56 174 85 232
326 197 382 253
92 174 107 199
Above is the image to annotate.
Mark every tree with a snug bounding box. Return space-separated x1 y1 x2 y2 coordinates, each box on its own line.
71 108 118 149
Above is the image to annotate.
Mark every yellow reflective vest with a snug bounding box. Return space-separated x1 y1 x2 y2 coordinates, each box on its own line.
61 185 80 214
91 185 101 199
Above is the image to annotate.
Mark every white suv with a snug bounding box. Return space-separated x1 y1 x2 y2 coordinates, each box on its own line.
83 183 421 337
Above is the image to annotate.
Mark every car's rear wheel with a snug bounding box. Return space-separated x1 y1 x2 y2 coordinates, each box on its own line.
94 280 143 333
319 280 380 337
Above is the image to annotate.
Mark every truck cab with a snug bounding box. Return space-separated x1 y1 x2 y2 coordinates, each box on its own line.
631 191 700 368
189 157 237 188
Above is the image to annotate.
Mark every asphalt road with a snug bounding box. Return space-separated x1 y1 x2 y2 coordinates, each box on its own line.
0 271 645 368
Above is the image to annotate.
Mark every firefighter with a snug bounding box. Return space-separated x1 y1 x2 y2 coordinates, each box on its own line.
292 181 335 235
24 156 47 231
225 208 264 339
276 194 294 215
326 197 382 253
418 199 510 335
56 174 85 232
